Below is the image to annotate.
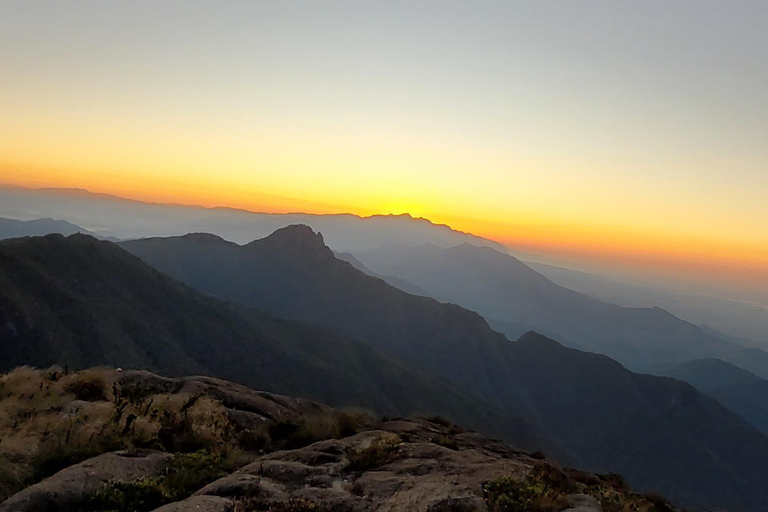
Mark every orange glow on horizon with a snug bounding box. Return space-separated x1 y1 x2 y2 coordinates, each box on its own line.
3 163 767 295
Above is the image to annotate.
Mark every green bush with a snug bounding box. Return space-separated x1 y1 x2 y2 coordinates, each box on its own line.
84 478 168 512
82 451 239 512
483 476 565 512
162 451 230 501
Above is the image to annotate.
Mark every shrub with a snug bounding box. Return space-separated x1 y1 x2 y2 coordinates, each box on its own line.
162 451 232 501
83 451 245 512
268 420 302 443
422 415 452 427
32 436 125 483
235 497 320 512
345 434 401 471
427 497 482 512
434 435 459 451
333 409 373 437
267 410 372 450
64 373 108 402
84 477 168 512
643 492 675 512
483 476 566 512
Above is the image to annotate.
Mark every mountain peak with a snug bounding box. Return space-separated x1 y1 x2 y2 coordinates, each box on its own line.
249 224 331 257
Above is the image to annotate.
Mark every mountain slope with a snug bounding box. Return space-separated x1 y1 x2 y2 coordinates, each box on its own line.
122 229 523 411
662 358 768 435
353 242 768 374
122 226 768 511
0 234 545 443
509 333 768 512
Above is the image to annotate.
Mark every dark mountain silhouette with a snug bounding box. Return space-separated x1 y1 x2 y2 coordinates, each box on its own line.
0 233 551 449
353 242 768 375
662 358 768 435
122 225 768 512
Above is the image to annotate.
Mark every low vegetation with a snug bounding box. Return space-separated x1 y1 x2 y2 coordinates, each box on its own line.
0 366 679 512
0 367 371 505
484 464 677 512
345 433 402 471
82 450 247 511
234 497 321 512
267 409 373 450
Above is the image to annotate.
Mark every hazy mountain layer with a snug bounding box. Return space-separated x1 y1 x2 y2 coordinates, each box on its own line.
662 358 768 435
0 217 97 240
529 261 768 348
0 185 508 253
353 242 768 375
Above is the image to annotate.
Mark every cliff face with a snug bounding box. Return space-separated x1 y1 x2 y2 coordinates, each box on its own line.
0 367 677 512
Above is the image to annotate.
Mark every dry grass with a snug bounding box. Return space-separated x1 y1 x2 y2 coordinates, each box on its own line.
0 367 237 501
345 433 402 471
485 464 677 512
267 409 374 450
0 367 378 503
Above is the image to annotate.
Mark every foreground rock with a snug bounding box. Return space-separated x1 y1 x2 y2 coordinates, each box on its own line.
0 368 677 512
152 495 234 512
0 450 171 512
188 419 661 512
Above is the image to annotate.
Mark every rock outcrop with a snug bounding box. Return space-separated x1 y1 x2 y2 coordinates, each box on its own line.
0 451 171 512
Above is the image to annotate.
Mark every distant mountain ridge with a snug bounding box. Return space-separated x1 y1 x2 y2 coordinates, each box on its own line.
0 185 509 253
528 260 768 348
352 241 768 376
0 217 99 240
121 226 768 512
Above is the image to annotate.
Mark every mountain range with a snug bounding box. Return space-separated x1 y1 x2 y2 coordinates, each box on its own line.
0 185 508 252
0 233 538 447
119 226 768 511
0 217 100 240
3 184 766 349
351 242 768 376
2 218 768 509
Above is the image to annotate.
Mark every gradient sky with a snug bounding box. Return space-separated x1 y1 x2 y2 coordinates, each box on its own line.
1 1 767 292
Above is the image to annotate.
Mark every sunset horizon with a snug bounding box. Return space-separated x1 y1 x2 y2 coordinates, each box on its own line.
2 177 766 300
3 4 768 510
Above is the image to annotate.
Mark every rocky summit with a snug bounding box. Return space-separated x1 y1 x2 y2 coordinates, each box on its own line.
0 367 675 512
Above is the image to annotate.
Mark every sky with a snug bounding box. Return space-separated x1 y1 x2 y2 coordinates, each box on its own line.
1 1 767 293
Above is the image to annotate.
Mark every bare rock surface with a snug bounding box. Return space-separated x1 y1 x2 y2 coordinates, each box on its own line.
563 494 604 512
151 495 235 512
0 370 678 512
0 450 171 512
197 422 531 512
119 370 332 424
